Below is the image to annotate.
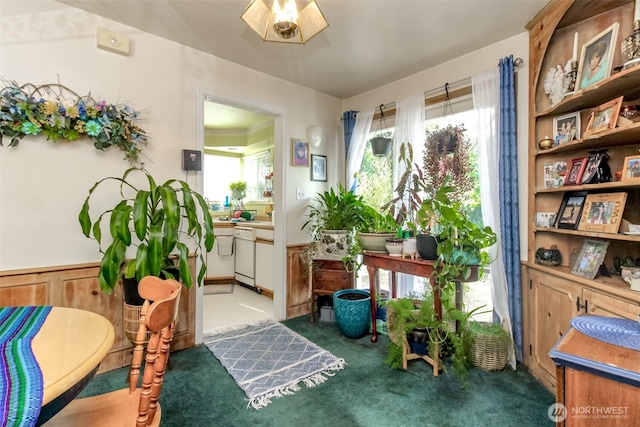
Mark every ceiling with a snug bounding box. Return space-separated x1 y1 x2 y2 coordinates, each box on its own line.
56 0 547 101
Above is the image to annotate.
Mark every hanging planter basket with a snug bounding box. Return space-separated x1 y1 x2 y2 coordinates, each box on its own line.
369 136 392 156
369 104 393 157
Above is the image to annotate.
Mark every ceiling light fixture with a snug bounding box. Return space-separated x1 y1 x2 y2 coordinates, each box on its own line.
241 0 329 44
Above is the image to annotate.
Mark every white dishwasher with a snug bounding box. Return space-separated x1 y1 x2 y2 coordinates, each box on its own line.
234 226 258 291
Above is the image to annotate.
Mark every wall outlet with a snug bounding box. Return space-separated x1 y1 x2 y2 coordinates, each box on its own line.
296 188 306 200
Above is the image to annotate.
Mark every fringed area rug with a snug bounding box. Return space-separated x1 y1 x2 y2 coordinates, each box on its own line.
203 320 345 409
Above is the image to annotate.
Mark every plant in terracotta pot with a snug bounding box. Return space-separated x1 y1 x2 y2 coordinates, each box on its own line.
78 167 215 299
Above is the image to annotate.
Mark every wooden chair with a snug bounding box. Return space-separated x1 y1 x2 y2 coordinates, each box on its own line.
48 277 182 427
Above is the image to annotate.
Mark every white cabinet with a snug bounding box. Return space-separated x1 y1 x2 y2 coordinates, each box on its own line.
255 228 274 296
206 226 235 281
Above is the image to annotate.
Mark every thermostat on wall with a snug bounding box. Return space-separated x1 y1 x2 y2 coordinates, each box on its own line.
182 149 202 171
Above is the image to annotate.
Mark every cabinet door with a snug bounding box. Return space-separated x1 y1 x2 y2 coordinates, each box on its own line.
206 229 235 279
255 241 274 292
583 288 640 320
530 269 579 388
286 245 311 318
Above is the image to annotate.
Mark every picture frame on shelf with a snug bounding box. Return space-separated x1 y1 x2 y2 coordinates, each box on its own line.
556 191 588 230
564 157 588 185
577 192 627 234
552 112 581 146
576 23 619 92
543 160 568 189
571 239 610 280
584 96 624 136
535 212 557 228
579 150 611 185
292 139 309 167
621 154 640 183
310 154 327 182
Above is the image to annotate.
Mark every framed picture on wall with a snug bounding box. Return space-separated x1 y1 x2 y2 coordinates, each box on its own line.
311 154 327 182
292 139 309 167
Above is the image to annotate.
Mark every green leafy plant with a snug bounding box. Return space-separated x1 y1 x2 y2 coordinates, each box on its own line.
0 81 147 165
423 123 474 203
78 167 214 294
415 179 496 285
229 181 247 198
381 142 424 233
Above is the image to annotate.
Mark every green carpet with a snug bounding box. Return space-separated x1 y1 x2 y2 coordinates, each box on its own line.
79 316 555 426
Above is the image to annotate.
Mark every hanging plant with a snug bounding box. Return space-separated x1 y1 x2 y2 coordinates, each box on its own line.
423 123 474 202
0 80 148 165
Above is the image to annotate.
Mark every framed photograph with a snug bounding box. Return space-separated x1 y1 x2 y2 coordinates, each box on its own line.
577 192 627 234
584 96 624 136
564 157 588 185
535 212 557 228
292 139 309 167
576 23 619 91
543 161 568 189
621 155 640 182
556 191 588 229
310 154 327 182
571 239 610 280
553 112 581 146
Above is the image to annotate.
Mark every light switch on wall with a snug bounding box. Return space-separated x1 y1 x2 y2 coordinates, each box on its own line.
296 188 306 200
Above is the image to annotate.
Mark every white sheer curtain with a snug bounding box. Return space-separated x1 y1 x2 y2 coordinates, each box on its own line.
394 93 426 297
472 68 516 369
393 93 426 187
345 108 374 191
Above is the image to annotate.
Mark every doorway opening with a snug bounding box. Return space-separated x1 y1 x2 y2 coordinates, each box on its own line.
199 96 284 335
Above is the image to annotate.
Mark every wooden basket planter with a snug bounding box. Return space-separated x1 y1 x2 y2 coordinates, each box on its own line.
471 321 510 371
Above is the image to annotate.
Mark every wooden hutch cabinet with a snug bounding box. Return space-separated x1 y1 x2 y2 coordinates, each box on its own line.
524 0 640 392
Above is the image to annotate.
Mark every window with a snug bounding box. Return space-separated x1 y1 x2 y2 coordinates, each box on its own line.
243 149 273 202
203 153 241 206
355 92 492 322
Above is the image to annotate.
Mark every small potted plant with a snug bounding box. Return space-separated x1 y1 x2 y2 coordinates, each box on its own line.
78 167 215 299
229 181 247 201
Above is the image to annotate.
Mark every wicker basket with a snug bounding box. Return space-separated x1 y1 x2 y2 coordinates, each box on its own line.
123 303 151 344
471 322 510 371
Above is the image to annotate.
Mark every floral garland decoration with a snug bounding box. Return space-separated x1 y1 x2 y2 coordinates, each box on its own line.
0 80 147 165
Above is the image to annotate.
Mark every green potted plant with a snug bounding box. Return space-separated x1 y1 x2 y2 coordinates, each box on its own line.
229 181 247 201
78 167 215 298
357 206 398 252
302 183 371 264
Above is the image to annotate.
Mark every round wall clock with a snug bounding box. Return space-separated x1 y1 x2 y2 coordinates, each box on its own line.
308 126 326 150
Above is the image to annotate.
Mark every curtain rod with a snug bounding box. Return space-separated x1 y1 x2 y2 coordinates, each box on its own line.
343 56 523 120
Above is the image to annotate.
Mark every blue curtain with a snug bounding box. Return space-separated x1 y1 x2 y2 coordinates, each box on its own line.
498 56 522 361
343 110 357 160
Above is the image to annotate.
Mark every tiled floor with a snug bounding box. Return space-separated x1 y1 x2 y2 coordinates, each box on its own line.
202 284 274 335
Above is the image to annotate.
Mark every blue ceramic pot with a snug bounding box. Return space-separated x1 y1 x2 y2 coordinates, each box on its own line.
333 289 371 339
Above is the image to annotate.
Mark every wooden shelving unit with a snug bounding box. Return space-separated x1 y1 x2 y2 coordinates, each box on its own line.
524 0 640 393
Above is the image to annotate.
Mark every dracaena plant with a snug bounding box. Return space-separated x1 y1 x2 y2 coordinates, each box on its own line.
78 167 214 294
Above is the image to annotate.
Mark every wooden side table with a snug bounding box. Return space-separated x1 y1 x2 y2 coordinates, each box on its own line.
550 327 640 426
310 259 354 322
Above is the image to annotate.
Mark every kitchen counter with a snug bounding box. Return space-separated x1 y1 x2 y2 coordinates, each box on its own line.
212 220 273 230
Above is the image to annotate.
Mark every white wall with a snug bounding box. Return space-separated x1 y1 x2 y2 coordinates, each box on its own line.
0 0 342 339
343 33 530 260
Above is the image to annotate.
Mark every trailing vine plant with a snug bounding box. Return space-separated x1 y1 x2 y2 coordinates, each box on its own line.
0 80 148 165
